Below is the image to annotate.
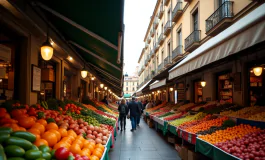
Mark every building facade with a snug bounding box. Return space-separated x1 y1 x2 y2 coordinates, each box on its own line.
137 0 265 105
123 73 139 97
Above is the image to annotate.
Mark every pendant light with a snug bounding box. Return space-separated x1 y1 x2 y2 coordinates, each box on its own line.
170 88 173 91
253 67 263 76
201 73 206 87
100 84 104 88
104 86 107 90
41 28 53 61
81 62 88 78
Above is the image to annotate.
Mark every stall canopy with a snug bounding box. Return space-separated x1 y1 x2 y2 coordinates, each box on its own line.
149 79 166 90
31 0 125 95
123 94 131 98
136 79 152 96
168 4 265 80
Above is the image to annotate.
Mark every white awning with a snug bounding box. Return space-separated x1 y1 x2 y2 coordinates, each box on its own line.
149 79 166 90
169 3 265 80
136 79 152 96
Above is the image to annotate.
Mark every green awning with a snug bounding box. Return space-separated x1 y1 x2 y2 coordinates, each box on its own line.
123 94 131 98
32 0 124 95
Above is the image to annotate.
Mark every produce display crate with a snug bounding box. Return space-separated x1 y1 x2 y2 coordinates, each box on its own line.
147 119 154 128
167 136 176 144
195 137 240 160
168 124 178 136
177 128 197 145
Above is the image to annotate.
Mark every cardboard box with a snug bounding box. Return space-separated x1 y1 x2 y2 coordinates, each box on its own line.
167 136 175 144
188 150 204 160
175 144 181 153
147 119 154 128
180 146 188 160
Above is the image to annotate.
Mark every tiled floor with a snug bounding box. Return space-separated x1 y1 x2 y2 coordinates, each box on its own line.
108 118 181 160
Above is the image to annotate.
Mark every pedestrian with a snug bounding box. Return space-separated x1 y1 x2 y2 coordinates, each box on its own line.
146 100 154 109
101 96 109 105
136 98 143 126
118 99 129 131
127 97 141 132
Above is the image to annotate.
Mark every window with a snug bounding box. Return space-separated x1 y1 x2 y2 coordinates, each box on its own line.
161 23 164 34
167 42 170 56
192 10 199 31
156 56 159 67
168 9 171 21
161 50 164 63
177 29 182 46
133 87 135 91
126 87 128 91
126 82 128 85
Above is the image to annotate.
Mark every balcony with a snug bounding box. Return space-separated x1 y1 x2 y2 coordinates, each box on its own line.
145 59 148 66
147 35 151 44
164 0 170 6
153 17 159 29
150 49 155 58
206 1 234 36
147 54 151 62
185 30 201 52
164 56 171 68
138 66 144 76
145 42 148 49
151 70 157 78
172 2 183 22
158 33 165 45
172 45 183 62
158 63 164 72
164 21 171 36
154 42 160 53
150 27 154 37
158 6 164 19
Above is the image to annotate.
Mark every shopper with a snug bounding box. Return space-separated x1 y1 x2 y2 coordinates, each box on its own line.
101 96 109 105
146 100 154 109
136 98 143 126
118 99 129 131
127 97 141 132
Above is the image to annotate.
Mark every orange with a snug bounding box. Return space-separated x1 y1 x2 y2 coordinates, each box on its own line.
70 144 82 154
80 148 91 157
31 123 45 134
83 141 90 148
89 141 96 148
58 128 68 137
37 119 47 127
27 128 41 135
95 144 104 151
94 147 104 154
18 117 35 129
48 129 61 141
92 150 103 158
90 155 100 160
76 135 85 142
67 130 77 138
53 142 71 150
42 131 58 147
46 123 58 131
72 139 83 148
34 139 48 147
86 144 95 152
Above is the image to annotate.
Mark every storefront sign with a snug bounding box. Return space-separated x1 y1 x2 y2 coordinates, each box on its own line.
32 65 41 92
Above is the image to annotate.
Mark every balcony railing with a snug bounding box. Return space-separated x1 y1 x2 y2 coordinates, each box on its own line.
164 0 170 6
164 56 171 67
154 42 159 52
159 6 164 19
164 20 171 36
172 45 183 60
145 42 148 49
172 2 183 22
206 1 234 35
185 30 201 51
153 17 159 29
158 63 164 72
158 33 165 45
150 49 154 57
150 27 154 37
145 59 148 66
147 35 151 44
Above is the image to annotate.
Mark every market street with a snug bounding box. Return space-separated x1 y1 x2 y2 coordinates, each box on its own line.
109 118 180 160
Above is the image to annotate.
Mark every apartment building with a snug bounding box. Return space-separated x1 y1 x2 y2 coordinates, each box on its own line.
123 73 139 97
137 0 264 103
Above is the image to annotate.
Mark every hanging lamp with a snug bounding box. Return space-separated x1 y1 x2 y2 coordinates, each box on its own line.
81 62 88 78
200 73 206 87
41 28 53 61
253 67 263 76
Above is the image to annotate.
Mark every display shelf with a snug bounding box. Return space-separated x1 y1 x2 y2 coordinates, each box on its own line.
218 74 233 102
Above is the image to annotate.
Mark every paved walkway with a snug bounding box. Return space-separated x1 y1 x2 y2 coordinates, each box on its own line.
108 118 181 160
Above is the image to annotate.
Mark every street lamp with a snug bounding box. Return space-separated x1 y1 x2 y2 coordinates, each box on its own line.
253 67 263 76
41 38 53 61
201 81 206 87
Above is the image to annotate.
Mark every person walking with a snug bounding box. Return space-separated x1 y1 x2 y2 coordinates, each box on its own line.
127 97 141 132
101 96 109 105
136 98 143 126
118 99 129 131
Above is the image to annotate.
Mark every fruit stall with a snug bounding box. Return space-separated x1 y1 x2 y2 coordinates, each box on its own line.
0 99 119 160
144 101 265 160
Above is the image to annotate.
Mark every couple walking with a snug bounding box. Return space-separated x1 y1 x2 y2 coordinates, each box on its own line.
118 97 143 132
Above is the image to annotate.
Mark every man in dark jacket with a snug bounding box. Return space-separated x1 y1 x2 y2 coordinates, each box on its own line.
136 98 143 126
128 97 141 131
101 96 108 105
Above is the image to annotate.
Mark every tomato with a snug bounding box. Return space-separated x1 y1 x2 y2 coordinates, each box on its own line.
55 147 70 160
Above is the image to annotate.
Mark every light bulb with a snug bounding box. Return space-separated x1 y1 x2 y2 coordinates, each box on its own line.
253 67 263 76
81 70 87 78
170 88 173 91
201 81 206 87
41 41 53 61
100 84 104 88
